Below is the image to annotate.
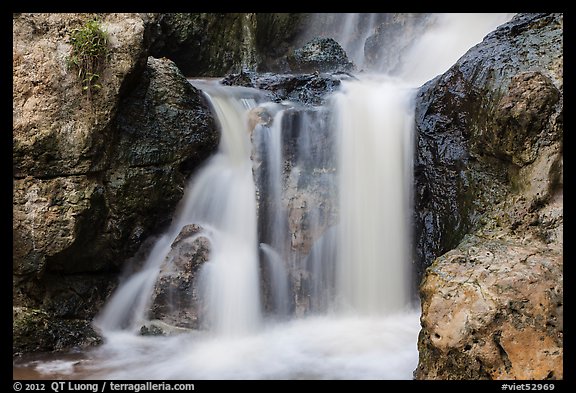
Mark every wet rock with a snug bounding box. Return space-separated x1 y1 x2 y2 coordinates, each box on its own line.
414 13 563 380
149 13 305 76
104 56 218 262
413 12 563 277
148 225 211 329
287 37 354 73
13 306 102 355
222 70 345 106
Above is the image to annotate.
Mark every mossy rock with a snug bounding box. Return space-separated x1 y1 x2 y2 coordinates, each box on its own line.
13 307 102 356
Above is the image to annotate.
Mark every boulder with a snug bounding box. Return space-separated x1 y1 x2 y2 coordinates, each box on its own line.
148 224 211 330
414 13 563 380
287 37 354 73
415 234 562 379
222 70 348 106
413 12 563 278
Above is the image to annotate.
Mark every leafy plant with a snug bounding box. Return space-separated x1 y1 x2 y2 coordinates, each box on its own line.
67 18 109 100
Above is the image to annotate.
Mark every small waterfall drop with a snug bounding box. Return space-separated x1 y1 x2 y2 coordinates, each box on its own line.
333 78 414 314
95 82 264 337
42 12 516 380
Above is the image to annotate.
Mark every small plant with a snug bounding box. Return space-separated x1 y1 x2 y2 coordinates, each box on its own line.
67 18 109 100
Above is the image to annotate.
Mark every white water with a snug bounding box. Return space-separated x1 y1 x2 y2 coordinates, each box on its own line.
333 13 380 70
323 12 514 315
82 312 420 380
191 86 262 336
20 13 515 380
95 83 263 337
395 13 515 85
334 78 414 314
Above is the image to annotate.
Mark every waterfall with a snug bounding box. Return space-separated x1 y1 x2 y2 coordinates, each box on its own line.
95 82 264 336
333 78 414 314
321 12 513 314
65 12 516 380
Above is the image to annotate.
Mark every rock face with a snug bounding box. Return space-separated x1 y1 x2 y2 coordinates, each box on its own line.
287 38 354 73
414 13 563 379
149 13 306 76
13 13 218 355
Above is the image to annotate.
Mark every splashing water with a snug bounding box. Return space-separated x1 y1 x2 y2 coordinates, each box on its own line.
15 13 515 380
94 82 264 337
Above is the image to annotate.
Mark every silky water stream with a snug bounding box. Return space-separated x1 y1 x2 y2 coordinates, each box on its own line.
14 13 514 380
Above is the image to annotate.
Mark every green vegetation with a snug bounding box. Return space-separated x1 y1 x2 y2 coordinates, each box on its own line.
67 18 109 99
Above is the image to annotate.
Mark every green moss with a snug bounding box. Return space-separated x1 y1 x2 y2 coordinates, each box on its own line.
67 18 109 100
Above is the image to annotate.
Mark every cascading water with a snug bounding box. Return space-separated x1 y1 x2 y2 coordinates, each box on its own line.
333 78 414 315
15 13 515 380
95 82 264 337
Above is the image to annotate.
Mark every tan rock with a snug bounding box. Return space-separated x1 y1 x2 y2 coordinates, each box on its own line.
416 234 563 380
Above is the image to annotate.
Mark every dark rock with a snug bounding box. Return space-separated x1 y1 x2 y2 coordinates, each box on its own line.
149 13 305 76
222 70 344 106
13 306 102 356
100 56 218 266
140 323 166 336
287 37 354 73
148 224 211 329
413 12 563 278
221 69 255 88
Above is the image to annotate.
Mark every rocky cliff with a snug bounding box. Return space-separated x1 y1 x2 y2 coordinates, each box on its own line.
413 13 563 379
13 13 218 354
149 13 305 76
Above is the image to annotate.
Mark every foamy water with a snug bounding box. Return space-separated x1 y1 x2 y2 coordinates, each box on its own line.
16 311 420 380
